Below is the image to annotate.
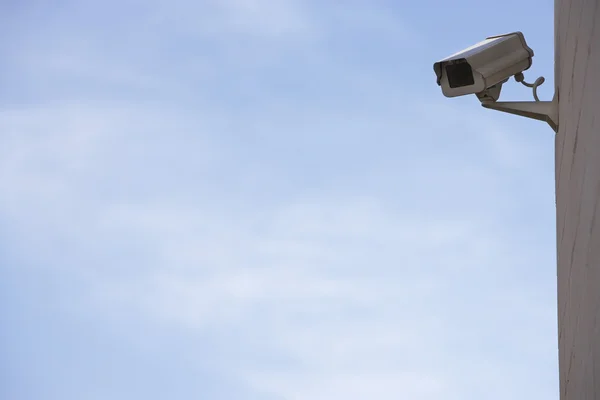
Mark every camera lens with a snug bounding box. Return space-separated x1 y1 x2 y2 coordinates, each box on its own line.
445 60 475 88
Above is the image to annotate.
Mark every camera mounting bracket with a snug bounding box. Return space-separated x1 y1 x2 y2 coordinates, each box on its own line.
478 74 558 132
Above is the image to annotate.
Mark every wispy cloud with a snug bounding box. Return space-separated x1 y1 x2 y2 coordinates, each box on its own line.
1 1 557 399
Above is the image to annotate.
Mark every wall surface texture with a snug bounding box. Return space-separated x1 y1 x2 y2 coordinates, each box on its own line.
555 0 600 399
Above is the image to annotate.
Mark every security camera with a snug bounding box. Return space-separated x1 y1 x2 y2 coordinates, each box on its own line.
433 32 534 100
432 31 558 132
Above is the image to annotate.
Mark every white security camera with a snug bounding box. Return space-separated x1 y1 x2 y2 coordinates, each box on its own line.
432 31 558 132
434 32 534 100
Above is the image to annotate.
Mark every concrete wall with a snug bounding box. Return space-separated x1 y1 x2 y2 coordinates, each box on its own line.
555 1 600 398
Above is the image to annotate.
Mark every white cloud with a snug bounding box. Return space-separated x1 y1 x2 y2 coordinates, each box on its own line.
70 191 552 399
0 100 555 398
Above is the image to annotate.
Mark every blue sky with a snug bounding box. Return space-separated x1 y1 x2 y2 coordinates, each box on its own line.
1 1 558 399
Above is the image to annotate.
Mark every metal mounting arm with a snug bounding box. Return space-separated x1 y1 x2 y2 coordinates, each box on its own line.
481 93 558 132
478 74 558 132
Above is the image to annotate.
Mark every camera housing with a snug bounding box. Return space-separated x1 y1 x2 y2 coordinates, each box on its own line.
433 32 534 98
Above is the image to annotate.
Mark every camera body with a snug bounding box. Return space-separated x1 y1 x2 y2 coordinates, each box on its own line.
433 32 534 98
